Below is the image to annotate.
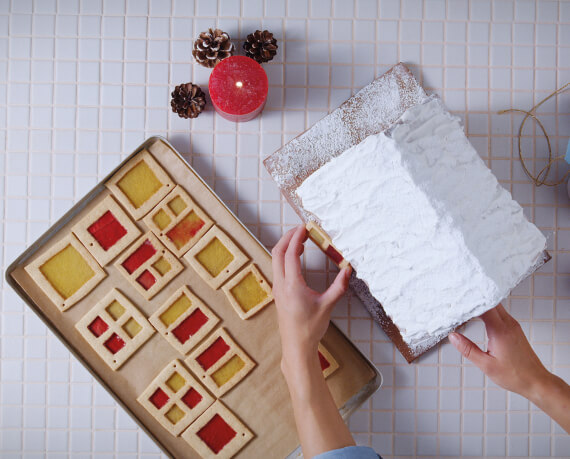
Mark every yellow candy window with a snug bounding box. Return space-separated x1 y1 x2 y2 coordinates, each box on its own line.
117 160 163 209
166 371 186 393
196 238 234 277
309 228 325 246
168 195 187 216
230 273 268 312
106 300 125 321
39 244 95 299
152 257 171 276
159 294 191 326
165 404 185 424
153 209 171 230
211 355 245 387
122 318 142 338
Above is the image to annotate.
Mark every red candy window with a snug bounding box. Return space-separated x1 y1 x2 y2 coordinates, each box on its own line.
122 239 156 274
165 213 205 249
88 316 108 338
104 333 126 354
171 309 209 344
196 337 230 371
87 210 127 251
318 351 331 371
197 414 237 454
181 387 203 409
325 245 344 265
136 270 156 290
149 388 170 409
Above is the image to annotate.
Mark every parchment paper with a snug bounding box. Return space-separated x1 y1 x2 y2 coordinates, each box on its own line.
9 137 377 458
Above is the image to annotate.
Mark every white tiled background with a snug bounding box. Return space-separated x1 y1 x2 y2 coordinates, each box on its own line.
1 0 569 457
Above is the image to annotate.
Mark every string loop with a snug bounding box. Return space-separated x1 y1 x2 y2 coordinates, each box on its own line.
498 82 570 187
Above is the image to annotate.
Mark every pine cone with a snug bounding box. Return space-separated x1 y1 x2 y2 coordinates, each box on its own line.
243 30 278 64
170 83 206 119
192 28 235 68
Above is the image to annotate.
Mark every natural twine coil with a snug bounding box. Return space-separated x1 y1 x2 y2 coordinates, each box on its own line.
498 82 570 187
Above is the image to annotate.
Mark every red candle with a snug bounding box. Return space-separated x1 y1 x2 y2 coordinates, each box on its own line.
208 55 268 122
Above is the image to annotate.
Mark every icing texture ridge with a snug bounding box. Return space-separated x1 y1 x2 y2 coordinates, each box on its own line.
297 97 547 350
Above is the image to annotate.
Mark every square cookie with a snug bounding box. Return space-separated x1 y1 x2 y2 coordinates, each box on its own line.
106 149 175 220
184 226 249 290
25 234 106 311
221 264 273 320
318 343 339 379
181 400 254 459
149 285 220 355
185 328 255 398
138 359 214 436
75 289 155 370
306 221 350 269
114 232 184 300
143 185 214 257
72 195 142 266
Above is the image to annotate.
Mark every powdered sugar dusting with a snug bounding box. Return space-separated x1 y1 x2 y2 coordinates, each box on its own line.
263 63 428 218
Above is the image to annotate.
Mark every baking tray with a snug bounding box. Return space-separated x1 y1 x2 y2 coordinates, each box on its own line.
6 136 381 458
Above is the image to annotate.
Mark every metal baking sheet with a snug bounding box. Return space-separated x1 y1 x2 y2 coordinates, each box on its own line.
6 136 381 458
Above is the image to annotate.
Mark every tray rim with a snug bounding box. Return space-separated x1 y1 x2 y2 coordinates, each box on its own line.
5 135 382 458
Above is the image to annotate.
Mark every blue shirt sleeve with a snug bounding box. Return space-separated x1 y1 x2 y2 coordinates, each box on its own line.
312 446 381 459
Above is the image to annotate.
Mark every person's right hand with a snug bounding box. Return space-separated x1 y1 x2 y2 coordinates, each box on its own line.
448 304 550 400
450 303 570 434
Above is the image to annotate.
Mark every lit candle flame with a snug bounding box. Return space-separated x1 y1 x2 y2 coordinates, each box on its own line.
236 81 243 88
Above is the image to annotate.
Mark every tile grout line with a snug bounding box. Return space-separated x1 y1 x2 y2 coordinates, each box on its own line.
459 1 474 456
528 1 539 454
1 0 569 455
483 1 493 455
368 0 381 445
438 2 449 454
551 0 561 450
415 4 425 454
33 0 48 451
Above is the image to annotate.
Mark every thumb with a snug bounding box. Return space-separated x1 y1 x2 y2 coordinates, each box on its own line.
448 332 493 372
319 267 351 309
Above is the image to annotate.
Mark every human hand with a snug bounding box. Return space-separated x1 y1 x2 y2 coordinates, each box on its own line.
449 304 550 400
272 225 357 456
271 225 351 372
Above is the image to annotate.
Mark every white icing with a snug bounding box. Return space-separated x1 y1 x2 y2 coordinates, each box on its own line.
264 63 428 220
297 97 547 350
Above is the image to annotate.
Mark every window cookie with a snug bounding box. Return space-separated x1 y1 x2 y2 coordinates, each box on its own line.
137 359 214 436
143 185 214 257
221 264 273 320
24 234 106 311
181 400 253 459
149 285 220 355
318 343 339 379
114 232 183 300
75 289 155 370
106 149 174 220
184 226 248 290
185 328 255 398
306 221 350 269
72 195 141 266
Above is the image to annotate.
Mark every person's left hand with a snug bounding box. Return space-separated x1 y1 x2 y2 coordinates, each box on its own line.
272 225 351 371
